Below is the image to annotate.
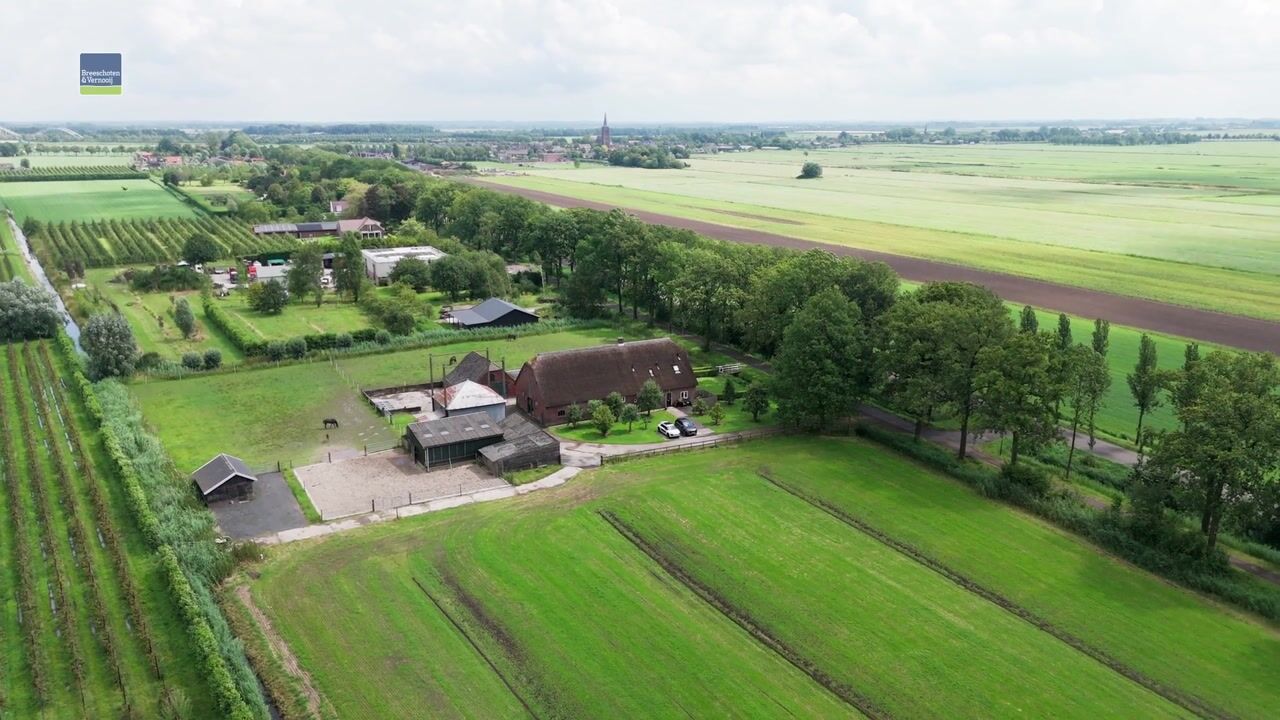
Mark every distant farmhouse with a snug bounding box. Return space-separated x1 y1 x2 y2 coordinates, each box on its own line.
514 338 696 425
253 217 384 240
443 298 538 329
191 453 257 504
361 246 447 284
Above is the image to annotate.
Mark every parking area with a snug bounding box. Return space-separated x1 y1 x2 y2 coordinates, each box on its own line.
209 471 308 540
295 449 508 520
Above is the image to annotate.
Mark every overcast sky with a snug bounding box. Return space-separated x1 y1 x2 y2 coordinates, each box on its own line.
2 0 1278 125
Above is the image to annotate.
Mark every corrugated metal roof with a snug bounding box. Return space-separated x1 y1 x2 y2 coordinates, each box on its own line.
450 297 536 326
435 380 505 411
190 453 257 495
407 414 503 449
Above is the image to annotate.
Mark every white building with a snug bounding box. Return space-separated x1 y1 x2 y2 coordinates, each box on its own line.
432 380 507 423
361 246 447 285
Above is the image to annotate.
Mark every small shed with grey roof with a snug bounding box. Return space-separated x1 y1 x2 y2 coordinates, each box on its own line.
446 298 539 329
404 414 505 469
478 414 561 475
191 453 257 503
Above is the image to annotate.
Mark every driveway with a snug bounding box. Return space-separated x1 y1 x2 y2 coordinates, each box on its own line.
210 471 307 540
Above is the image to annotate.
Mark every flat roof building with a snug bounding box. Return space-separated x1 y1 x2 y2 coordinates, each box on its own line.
362 246 447 285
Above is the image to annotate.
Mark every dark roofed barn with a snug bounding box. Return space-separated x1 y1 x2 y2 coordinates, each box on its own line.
478 414 561 475
513 338 697 425
191 454 257 503
404 414 505 469
443 351 516 396
447 298 538 329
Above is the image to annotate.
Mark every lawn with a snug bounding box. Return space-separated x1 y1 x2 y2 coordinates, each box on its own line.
482 142 1280 321
130 326 665 471
504 463 561 485
0 178 200 222
213 290 373 340
243 436 1280 719
552 409 678 444
0 214 32 282
76 267 245 363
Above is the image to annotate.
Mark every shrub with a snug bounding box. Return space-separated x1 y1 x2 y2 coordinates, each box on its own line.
82 313 138 379
1000 462 1051 497
137 351 164 371
284 337 307 359
265 341 286 362
0 279 61 341
375 329 392 345
174 298 196 339
335 332 354 348
181 352 204 370
202 349 222 370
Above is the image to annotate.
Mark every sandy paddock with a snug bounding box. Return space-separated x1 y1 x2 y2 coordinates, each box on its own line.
296 450 508 520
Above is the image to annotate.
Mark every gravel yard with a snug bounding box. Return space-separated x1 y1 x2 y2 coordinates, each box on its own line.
296 449 508 519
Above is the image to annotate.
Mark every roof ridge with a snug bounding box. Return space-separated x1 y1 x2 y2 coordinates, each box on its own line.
531 337 676 362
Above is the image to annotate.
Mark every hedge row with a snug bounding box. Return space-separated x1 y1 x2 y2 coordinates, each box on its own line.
159 546 257 720
36 215 298 269
0 167 143 182
853 421 1280 621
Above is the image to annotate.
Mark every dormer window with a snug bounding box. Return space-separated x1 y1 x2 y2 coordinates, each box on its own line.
673 365 681 374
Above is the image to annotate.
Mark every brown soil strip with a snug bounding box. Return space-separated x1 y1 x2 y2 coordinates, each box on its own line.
410 576 541 720
470 179 1280 354
707 208 804 225
757 469 1231 720
233 585 328 719
597 509 892 720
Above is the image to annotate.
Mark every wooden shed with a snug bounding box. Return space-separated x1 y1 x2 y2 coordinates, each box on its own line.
191 454 257 504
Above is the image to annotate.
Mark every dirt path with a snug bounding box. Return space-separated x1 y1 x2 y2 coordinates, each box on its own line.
234 585 328 719
470 180 1280 354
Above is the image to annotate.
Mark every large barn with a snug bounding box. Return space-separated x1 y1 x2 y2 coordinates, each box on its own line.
404 414 505 470
513 338 697 425
445 298 538 329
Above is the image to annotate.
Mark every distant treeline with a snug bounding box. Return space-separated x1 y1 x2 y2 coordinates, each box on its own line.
866 126 1201 145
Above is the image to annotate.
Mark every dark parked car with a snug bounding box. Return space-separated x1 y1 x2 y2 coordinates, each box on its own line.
674 417 698 436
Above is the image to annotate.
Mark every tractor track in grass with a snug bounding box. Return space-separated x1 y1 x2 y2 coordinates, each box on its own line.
597 509 891 720
410 575 542 720
468 179 1280 354
756 468 1231 720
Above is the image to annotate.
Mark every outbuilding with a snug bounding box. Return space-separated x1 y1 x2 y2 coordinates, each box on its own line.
191 454 257 503
404 414 505 469
432 380 507 423
445 298 539 329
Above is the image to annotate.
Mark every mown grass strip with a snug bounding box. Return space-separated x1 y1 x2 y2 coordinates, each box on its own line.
757 467 1229 720
409 577 540 720
597 509 889 720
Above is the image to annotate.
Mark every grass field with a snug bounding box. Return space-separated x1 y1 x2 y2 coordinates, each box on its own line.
2 154 134 168
481 142 1280 321
0 179 199 222
244 436 1280 719
129 326 669 471
0 214 32 282
552 409 679 444
0 342 217 718
77 267 245 363
213 291 373 340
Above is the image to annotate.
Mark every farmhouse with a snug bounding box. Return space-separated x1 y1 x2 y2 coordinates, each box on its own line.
433 380 507 423
444 298 538 329
253 217 384 240
191 453 257 503
514 338 697 425
443 351 516 396
361 245 447 284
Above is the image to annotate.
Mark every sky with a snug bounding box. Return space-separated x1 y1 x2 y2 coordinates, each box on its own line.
1 0 1278 125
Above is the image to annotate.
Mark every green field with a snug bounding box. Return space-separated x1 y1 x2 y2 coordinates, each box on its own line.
0 179 199 222
245 436 1280 718
214 290 373 340
75 268 245 363
552 409 679 444
0 342 217 718
0 214 32 282
482 142 1280 321
1 154 133 168
129 326 671 471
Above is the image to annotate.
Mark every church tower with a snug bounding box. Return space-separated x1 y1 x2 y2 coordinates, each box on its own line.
597 113 612 147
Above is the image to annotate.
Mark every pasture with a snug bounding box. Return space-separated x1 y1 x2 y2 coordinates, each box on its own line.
0 342 217 718
0 179 199 222
1 154 134 168
244 436 1280 719
129 326 667 471
213 291 372 340
483 141 1280 321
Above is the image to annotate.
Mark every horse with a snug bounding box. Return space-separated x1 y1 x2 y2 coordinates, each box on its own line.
323 418 340 429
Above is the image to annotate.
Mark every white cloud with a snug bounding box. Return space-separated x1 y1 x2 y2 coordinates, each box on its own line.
0 0 1277 122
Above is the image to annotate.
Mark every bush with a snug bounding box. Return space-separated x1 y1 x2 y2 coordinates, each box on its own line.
181 352 204 370
137 351 164 371
0 280 61 341
285 337 307 359
375 329 392 345
82 313 138 379
265 341 286 362
203 349 222 370
1000 462 1050 497
128 265 205 293
335 332 354 348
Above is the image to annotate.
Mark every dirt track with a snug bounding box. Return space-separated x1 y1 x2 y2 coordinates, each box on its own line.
472 180 1280 354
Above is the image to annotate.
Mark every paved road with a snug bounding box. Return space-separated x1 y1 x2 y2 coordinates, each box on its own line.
469 179 1280 354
